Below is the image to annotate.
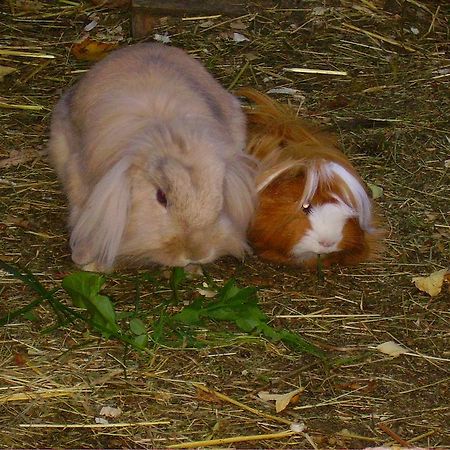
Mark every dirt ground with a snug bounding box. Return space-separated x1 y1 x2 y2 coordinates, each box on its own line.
0 0 449 448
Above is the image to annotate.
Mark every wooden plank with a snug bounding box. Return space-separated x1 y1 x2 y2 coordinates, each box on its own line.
132 0 280 38
131 0 268 39
132 0 247 17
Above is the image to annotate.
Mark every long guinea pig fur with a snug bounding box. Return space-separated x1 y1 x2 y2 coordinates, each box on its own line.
48 43 256 271
239 88 383 268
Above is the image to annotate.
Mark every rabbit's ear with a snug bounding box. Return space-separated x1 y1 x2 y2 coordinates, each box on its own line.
223 154 256 230
70 156 132 270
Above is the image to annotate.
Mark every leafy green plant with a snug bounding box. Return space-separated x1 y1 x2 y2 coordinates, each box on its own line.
0 262 324 358
173 279 324 358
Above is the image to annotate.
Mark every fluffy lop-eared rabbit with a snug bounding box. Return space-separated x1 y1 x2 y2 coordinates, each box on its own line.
49 43 256 271
240 88 383 268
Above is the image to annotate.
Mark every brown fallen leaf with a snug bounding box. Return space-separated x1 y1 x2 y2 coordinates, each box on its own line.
14 0 44 13
4 215 34 231
14 353 28 366
334 380 377 393
71 37 118 62
258 387 305 413
412 268 449 297
0 149 46 169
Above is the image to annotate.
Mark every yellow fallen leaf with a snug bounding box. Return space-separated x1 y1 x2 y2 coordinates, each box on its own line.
71 37 118 62
376 341 408 357
258 387 305 413
0 65 16 82
412 268 449 297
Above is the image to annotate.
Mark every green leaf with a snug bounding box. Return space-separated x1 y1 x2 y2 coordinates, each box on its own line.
90 295 118 332
129 318 146 335
170 267 186 293
217 279 241 302
235 315 262 333
132 333 149 350
152 310 171 345
276 329 325 358
141 272 159 284
173 298 204 325
62 271 119 337
62 272 106 308
22 310 39 322
115 311 135 320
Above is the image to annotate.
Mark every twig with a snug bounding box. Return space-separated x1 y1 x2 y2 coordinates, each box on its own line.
341 23 416 52
19 421 170 428
20 60 51 83
168 430 298 448
407 430 436 444
0 102 44 111
228 60 250 90
275 313 380 319
378 422 410 447
181 15 221 21
405 0 432 14
0 50 55 59
199 14 253 33
0 388 88 404
337 429 381 443
284 68 348 76
193 382 292 425
423 5 440 38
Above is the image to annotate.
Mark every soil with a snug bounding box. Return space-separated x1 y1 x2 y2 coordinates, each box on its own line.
0 0 449 448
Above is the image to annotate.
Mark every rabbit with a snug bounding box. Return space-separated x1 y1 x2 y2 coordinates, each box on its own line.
48 43 256 272
238 88 383 268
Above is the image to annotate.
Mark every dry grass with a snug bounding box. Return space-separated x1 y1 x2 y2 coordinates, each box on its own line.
1 0 449 448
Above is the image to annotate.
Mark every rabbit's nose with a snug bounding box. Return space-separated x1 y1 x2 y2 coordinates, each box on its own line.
189 249 214 264
186 241 213 263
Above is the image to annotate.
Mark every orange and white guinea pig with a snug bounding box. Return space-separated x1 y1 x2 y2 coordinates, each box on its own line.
239 88 383 268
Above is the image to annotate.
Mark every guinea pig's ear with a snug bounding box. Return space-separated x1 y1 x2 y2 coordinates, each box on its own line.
303 161 374 232
324 162 373 231
70 156 132 270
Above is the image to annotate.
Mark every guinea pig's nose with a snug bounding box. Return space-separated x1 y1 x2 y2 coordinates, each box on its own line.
319 239 336 248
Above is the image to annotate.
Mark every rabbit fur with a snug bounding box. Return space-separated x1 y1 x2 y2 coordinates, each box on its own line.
239 88 383 267
48 43 256 271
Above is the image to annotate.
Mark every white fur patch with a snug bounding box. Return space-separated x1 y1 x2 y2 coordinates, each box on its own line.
292 202 356 259
299 161 373 232
327 162 372 231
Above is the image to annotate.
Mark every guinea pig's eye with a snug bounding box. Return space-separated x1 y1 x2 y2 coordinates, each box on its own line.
156 188 168 207
302 203 312 215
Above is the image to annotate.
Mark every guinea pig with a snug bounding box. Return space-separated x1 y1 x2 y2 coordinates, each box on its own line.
48 43 256 272
239 88 383 268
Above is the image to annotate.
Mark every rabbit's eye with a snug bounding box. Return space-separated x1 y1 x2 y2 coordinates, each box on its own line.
156 188 167 207
302 203 312 215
